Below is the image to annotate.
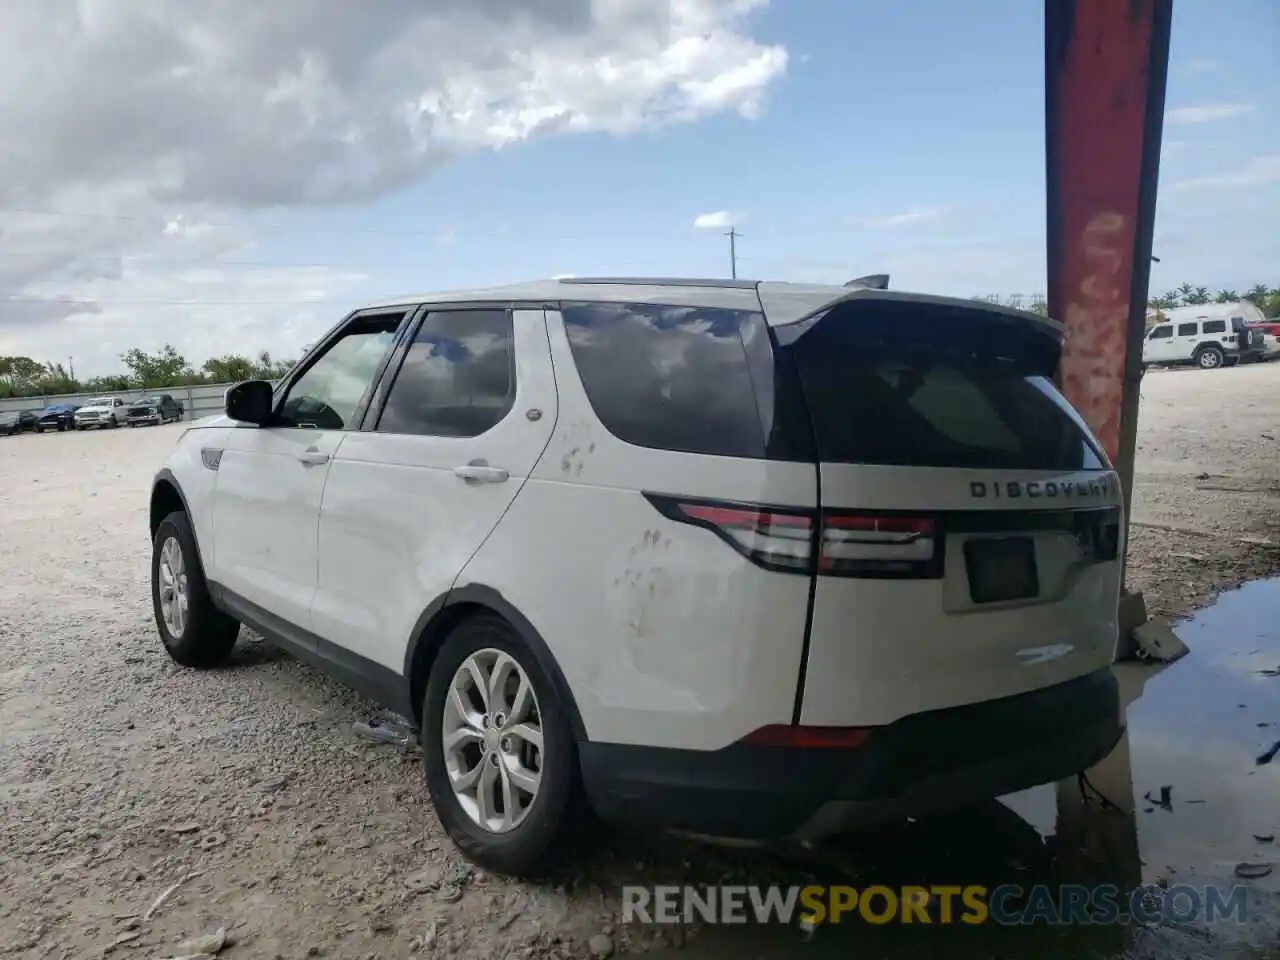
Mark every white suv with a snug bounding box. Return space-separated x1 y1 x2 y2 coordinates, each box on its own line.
148 277 1125 874
1142 316 1266 369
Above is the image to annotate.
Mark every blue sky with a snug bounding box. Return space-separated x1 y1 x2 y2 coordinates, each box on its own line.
259 0 1278 305
2 0 1276 374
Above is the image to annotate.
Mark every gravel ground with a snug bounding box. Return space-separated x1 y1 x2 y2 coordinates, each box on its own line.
1 362 1278 960
1127 360 1280 620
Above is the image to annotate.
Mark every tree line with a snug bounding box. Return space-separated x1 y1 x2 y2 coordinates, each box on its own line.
1147 281 1279 320
3 280 1276 399
0 345 298 400
976 281 1279 324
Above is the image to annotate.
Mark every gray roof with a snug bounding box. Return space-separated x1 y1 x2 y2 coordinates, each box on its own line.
365 276 1063 333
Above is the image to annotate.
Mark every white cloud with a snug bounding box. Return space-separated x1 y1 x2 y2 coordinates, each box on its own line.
693 210 745 229
1168 154 1280 192
0 0 788 375
1185 58 1220 74
861 206 945 229
1166 103 1255 125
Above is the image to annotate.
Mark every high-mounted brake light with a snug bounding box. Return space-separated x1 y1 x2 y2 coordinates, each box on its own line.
740 724 873 749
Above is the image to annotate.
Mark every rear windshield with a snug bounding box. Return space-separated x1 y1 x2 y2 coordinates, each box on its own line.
783 302 1106 471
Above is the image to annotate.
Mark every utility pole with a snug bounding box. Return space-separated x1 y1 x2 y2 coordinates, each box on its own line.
725 228 741 279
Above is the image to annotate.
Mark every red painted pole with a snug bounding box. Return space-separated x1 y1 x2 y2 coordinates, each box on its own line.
1045 0 1172 653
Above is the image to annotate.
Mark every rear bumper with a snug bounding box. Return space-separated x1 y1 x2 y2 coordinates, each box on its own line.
579 668 1122 842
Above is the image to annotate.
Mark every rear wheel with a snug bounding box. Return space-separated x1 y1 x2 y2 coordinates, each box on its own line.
151 511 240 667
422 615 580 876
1196 346 1224 369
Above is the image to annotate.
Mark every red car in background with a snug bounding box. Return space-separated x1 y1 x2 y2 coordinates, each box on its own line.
1251 320 1280 360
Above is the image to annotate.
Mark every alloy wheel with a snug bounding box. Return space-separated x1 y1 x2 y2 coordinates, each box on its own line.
157 536 189 638
441 648 544 833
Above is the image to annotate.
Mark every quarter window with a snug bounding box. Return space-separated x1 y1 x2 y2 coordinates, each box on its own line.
560 301 768 458
1202 320 1226 334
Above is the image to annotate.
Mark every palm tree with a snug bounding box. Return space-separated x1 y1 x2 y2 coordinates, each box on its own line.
1244 283 1271 307
1175 281 1196 303
1184 285 1212 305
1214 289 1239 303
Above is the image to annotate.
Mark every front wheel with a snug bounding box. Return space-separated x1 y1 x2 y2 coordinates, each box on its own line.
422 616 581 876
151 511 240 667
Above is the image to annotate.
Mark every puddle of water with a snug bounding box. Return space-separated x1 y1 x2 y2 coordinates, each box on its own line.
632 577 1280 959
1121 576 1280 877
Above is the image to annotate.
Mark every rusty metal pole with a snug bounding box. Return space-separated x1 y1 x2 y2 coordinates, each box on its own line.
1045 0 1173 658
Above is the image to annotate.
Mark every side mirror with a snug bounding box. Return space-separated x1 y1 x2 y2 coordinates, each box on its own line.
225 380 274 425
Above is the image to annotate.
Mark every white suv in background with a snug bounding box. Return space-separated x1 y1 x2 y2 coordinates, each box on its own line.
148 277 1125 874
1142 316 1266 369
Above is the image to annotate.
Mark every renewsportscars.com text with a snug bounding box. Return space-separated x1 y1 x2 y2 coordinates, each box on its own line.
621 883 1250 926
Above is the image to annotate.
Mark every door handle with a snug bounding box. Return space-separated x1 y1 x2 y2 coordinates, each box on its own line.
453 460 509 484
297 450 330 466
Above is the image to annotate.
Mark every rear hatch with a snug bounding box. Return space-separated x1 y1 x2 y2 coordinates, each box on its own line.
774 294 1123 727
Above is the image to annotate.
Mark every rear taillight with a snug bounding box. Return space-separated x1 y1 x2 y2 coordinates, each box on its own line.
644 495 813 573
740 724 873 748
820 513 939 577
644 495 941 579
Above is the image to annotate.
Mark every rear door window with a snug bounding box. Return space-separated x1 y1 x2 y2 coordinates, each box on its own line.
1176 323 1198 336
376 309 516 438
782 301 1105 470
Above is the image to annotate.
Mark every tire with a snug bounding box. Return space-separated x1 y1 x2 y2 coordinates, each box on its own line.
151 511 240 668
422 615 580 876
35 426 43 434
1196 346 1224 369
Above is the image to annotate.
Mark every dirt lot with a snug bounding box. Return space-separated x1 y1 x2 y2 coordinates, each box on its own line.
1128 361 1280 620
1 363 1278 960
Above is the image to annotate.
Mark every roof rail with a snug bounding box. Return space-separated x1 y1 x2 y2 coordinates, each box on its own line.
557 276 759 290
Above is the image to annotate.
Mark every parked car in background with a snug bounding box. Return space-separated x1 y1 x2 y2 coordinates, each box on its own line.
1142 315 1266 369
0 411 37 435
127 394 184 426
74 397 128 430
34 404 77 432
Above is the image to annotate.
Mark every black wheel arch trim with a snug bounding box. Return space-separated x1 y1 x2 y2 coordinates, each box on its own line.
151 468 203 558
405 584 589 742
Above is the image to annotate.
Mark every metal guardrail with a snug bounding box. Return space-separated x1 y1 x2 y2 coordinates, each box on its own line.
0 381 280 422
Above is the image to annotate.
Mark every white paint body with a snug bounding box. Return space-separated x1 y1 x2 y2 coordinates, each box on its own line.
160 279 1123 755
